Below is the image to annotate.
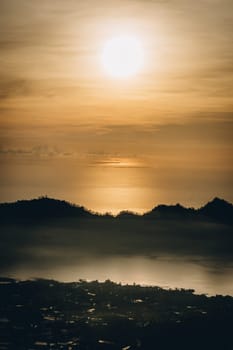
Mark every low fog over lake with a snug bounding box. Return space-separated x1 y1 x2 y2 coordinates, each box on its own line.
1 197 232 296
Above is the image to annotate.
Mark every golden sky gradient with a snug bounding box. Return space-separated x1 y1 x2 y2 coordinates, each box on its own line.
0 0 233 213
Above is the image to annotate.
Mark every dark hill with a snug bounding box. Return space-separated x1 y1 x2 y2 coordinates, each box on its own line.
0 196 93 222
143 203 194 220
198 197 233 224
142 198 233 224
0 196 232 224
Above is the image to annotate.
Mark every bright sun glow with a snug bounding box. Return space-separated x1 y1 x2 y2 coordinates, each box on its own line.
101 35 144 79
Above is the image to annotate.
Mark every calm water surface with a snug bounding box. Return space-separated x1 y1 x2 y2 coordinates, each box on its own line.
8 255 233 296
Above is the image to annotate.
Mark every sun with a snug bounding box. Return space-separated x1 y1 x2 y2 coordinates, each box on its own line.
101 35 144 79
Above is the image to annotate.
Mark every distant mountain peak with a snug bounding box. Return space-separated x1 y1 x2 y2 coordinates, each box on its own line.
150 202 187 213
143 202 192 220
202 197 232 209
199 197 233 224
212 197 225 202
0 196 232 224
0 196 93 222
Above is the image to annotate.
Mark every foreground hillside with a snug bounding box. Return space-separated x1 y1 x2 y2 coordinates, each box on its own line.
0 278 232 350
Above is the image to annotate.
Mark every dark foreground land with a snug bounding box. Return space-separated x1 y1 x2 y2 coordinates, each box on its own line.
0 278 233 350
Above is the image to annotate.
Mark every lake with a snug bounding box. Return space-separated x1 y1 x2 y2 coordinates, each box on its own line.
6 255 233 296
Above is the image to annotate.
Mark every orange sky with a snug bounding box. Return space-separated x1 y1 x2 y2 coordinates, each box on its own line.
0 0 233 213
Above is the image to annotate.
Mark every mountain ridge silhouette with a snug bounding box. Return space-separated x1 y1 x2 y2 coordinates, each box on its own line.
0 196 232 224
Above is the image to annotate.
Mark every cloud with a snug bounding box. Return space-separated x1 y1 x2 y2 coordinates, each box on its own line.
0 145 75 159
0 78 31 100
90 156 148 168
